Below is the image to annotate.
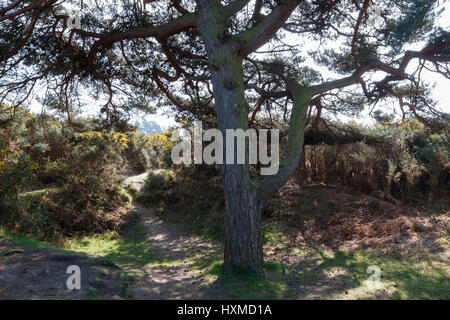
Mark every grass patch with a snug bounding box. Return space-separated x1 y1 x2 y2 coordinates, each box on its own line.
262 224 288 247
2 225 448 299
63 227 157 266
119 187 132 203
0 227 55 249
170 205 224 243
126 184 138 197
213 261 289 300
182 251 290 299
20 189 48 202
0 227 91 261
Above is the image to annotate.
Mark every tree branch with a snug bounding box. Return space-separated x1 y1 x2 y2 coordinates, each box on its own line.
237 0 301 56
258 77 310 198
87 12 197 73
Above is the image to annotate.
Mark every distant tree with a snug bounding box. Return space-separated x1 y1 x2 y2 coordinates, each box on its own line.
1 0 449 275
136 118 163 135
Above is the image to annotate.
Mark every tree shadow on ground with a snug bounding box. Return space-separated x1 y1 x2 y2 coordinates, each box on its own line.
196 246 450 300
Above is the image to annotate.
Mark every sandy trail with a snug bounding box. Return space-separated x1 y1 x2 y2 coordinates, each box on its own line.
124 173 222 299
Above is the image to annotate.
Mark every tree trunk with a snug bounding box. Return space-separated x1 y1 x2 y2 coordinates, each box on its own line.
196 0 310 276
209 49 265 275
196 1 265 275
223 165 264 275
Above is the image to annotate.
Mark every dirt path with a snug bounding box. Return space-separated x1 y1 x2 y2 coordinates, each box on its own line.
124 173 223 299
123 172 148 196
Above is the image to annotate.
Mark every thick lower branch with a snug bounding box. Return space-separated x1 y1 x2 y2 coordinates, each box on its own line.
259 77 310 198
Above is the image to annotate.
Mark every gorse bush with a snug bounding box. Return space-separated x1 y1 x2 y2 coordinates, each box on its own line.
125 131 153 173
123 130 174 173
40 129 130 235
142 169 175 204
146 131 174 169
0 104 174 238
383 120 449 202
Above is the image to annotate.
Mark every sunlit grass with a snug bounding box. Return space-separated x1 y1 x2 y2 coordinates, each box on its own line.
63 227 156 266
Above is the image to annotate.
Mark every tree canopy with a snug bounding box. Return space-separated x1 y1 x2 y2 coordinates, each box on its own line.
1 0 448 128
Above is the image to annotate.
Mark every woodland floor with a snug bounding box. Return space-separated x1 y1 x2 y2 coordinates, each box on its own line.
0 173 449 300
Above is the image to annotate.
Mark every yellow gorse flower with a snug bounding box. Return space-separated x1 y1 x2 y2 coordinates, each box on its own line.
79 131 129 149
111 132 129 148
149 131 173 151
